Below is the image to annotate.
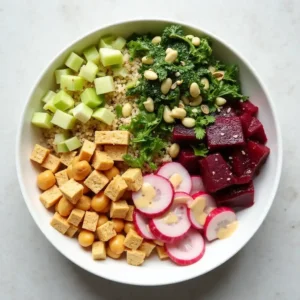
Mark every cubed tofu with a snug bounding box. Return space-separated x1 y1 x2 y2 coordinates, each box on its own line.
30 144 50 164
92 241 106 260
78 139 96 162
59 179 83 204
41 154 61 173
156 246 169 260
124 229 143 250
84 170 109 194
104 145 128 161
39 185 62 208
124 205 134 222
154 240 164 247
95 131 130 145
121 168 143 192
65 224 79 237
126 250 146 266
55 169 69 187
67 208 85 226
96 221 116 242
110 200 129 219
50 212 70 234
60 151 77 166
103 166 120 181
104 175 128 201
82 211 99 232
92 150 114 171
138 241 156 257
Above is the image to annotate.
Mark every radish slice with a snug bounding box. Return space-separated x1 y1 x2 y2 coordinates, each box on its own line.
157 162 192 194
133 210 155 240
204 207 237 242
187 192 217 230
149 203 191 243
190 176 206 195
173 192 193 205
166 229 205 266
132 174 174 217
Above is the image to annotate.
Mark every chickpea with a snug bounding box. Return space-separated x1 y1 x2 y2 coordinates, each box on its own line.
75 195 91 211
124 222 135 234
91 192 110 212
37 170 56 190
73 161 92 181
102 202 111 213
67 164 73 179
78 230 94 247
168 143 180 158
108 234 125 255
112 219 125 233
106 246 121 259
57 197 74 217
97 214 109 227
104 166 120 181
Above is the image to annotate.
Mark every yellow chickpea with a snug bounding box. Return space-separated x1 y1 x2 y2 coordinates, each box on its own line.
57 197 74 217
106 246 121 259
67 164 73 179
75 195 91 211
124 222 135 234
112 219 125 233
80 182 90 194
78 230 94 247
73 161 92 181
109 234 125 255
97 214 109 227
91 192 110 212
103 166 120 181
102 202 111 213
37 170 56 190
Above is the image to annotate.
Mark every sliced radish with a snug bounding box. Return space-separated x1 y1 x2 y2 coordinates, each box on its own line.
149 203 191 243
133 210 155 240
173 192 193 205
157 162 192 194
166 229 205 266
132 174 174 217
204 207 237 242
188 192 217 230
191 176 206 195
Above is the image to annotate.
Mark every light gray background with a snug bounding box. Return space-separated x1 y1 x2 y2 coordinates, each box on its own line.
1 0 299 299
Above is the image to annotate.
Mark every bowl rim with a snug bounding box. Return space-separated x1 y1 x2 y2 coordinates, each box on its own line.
16 18 283 286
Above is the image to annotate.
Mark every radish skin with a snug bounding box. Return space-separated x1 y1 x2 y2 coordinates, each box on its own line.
133 210 155 240
190 176 206 195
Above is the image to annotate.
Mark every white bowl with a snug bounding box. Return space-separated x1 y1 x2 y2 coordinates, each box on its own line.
16 19 282 286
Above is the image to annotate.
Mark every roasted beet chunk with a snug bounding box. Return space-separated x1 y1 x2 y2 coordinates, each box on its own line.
247 141 270 173
217 105 237 118
237 100 258 116
177 149 200 175
214 181 255 208
199 153 235 193
172 124 199 143
206 117 245 150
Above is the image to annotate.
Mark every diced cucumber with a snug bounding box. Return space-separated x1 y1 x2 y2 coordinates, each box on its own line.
83 45 100 65
111 65 128 78
43 98 57 113
55 69 73 84
96 65 108 77
60 75 84 91
53 90 74 111
99 48 123 67
64 136 82 151
94 76 115 94
68 108 74 115
79 61 98 82
54 132 70 145
80 87 104 108
73 103 93 123
93 107 115 125
99 36 115 49
65 52 84 72
31 112 53 129
126 80 137 90
51 110 76 129
112 36 126 50
41 90 56 104
56 142 69 153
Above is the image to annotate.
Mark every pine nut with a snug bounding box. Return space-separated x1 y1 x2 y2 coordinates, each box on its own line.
171 107 187 119
175 72 181 77
152 36 161 44
190 95 203 107
186 35 194 40
201 104 210 114
168 143 180 158
190 82 201 98
143 97 154 112
171 82 177 90
181 96 190 105
142 56 154 65
215 97 227 106
208 66 216 73
176 79 183 85
192 37 201 46
200 78 209 90
144 70 158 80
178 101 185 108
213 71 225 81
165 49 178 63
163 106 175 123
166 48 172 54
122 103 133 117
182 117 196 128
161 78 172 94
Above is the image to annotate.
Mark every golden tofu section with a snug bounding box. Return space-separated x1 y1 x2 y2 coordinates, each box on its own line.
138 241 156 257
122 168 143 192
110 200 129 219
84 170 109 194
78 139 96 162
30 144 50 164
50 212 70 234
59 179 83 204
95 131 130 145
126 250 146 266
82 211 99 232
156 246 169 260
124 205 134 222
92 241 106 260
104 175 128 201
92 150 114 171
60 151 77 166
104 145 128 161
96 221 116 242
39 185 62 208
55 169 69 187
124 229 143 250
41 154 61 173
67 208 85 226
65 224 79 237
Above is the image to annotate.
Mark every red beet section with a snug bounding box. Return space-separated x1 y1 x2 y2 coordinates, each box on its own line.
247 141 270 173
237 100 258 116
206 117 245 150
172 124 199 143
177 149 200 175
199 153 235 193
217 105 237 118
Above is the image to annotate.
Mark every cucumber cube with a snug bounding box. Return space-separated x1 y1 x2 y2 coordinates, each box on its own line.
99 36 115 49
79 61 99 82
112 37 126 50
94 76 115 94
126 80 137 90
93 107 115 125
56 142 69 153
43 98 57 113
54 90 74 111
54 132 70 144
68 108 74 115
51 110 76 129
65 52 84 72
31 112 53 129
99 48 123 66
41 90 56 104
80 87 104 108
64 136 82 151
83 45 100 65
60 75 84 91
55 69 73 84
73 103 93 123
111 65 128 78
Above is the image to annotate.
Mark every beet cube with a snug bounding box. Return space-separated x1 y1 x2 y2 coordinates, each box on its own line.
217 105 237 118
199 153 235 193
177 148 200 175
237 100 258 116
206 117 245 150
214 181 255 208
247 141 270 173
172 124 199 143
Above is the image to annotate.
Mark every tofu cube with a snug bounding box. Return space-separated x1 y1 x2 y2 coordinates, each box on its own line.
92 241 106 260
126 250 146 266
55 169 69 187
104 175 128 201
41 154 61 173
138 241 156 257
39 185 62 208
124 205 134 222
59 179 83 204
78 139 96 162
82 211 99 232
110 200 129 219
65 224 79 237
92 150 114 171
124 229 143 250
60 151 77 166
67 208 85 226
30 144 50 164
154 239 164 247
156 246 169 260
50 212 70 234
104 145 128 161
96 221 116 241
95 131 130 145
84 170 109 194
121 168 143 192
